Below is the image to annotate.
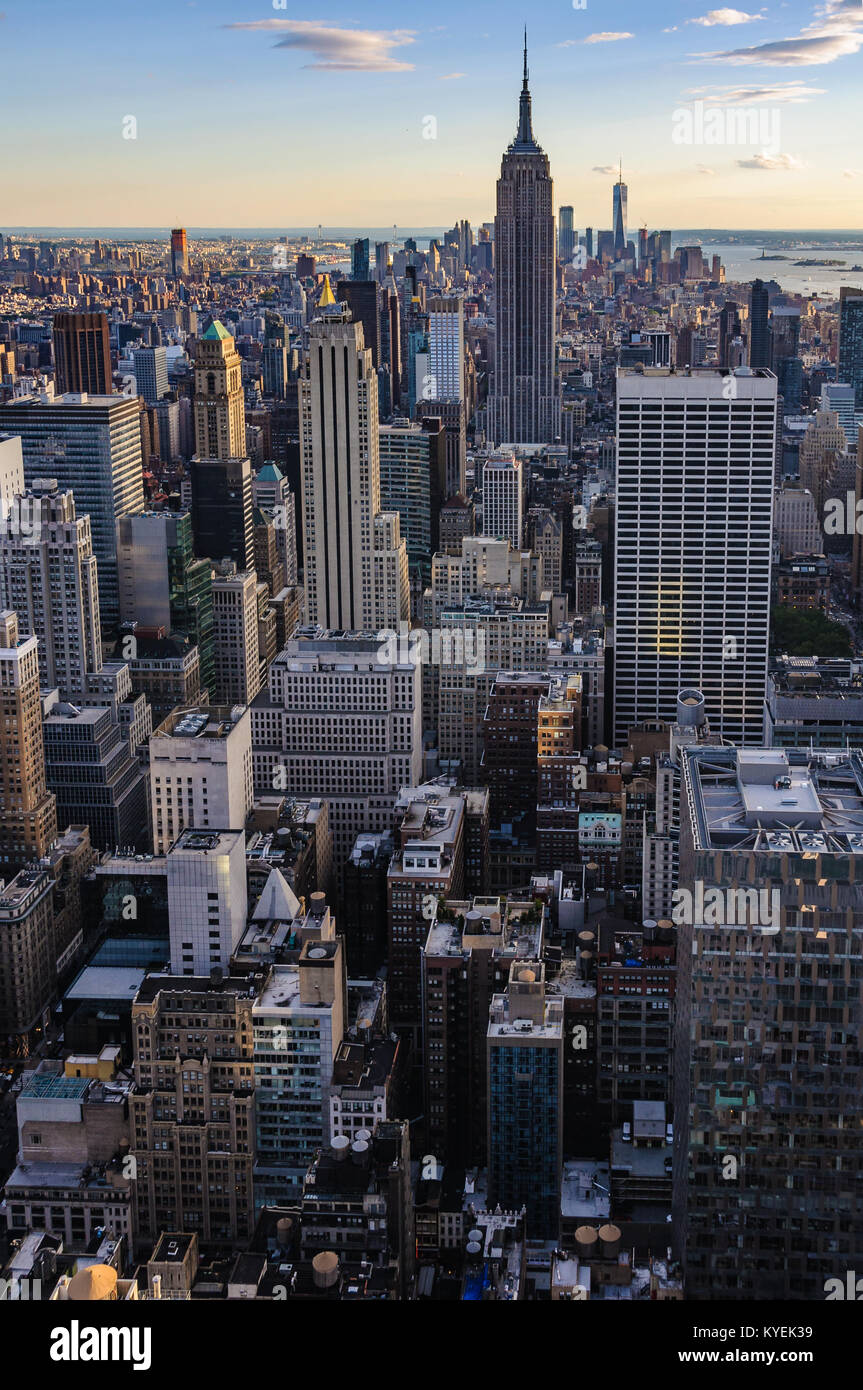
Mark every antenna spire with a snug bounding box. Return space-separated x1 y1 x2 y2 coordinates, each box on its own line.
523 27 529 89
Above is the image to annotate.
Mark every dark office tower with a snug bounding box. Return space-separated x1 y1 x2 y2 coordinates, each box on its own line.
584 227 593 259
674 745 863 1301
336 280 381 367
351 237 370 280
659 229 671 263
380 279 401 416
612 164 628 259
749 278 770 368
261 314 288 399
718 300 742 368
296 253 316 279
839 284 863 406
638 226 648 269
170 227 189 278
487 960 563 1238
558 205 575 263
190 456 253 571
375 241 389 283
52 311 112 396
488 35 559 445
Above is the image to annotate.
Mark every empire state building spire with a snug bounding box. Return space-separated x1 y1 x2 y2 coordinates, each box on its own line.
514 28 537 150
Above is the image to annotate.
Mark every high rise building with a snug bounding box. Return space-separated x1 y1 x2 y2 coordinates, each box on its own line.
149 706 253 856
0 393 145 623
299 304 408 631
378 416 447 584
211 570 262 707
613 367 776 747
117 510 215 695
193 320 246 460
558 205 575 264
0 865 55 1047
253 923 346 1205
252 462 298 587
718 301 742 369
612 166 628 260
838 284 863 407
487 37 559 445
42 697 147 853
250 632 423 867
52 311 112 396
351 237 370 281
749 279 770 369
820 381 858 448
0 433 25 506
482 450 524 548
0 481 101 700
427 296 464 402
487 959 563 1237
132 346 169 405
190 455 253 571
166 826 248 975
336 280 381 367
170 227 189 278
261 314 289 399
673 745 863 1300
130 972 257 1248
0 611 57 873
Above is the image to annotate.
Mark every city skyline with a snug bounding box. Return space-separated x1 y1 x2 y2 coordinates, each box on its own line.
2 0 862 229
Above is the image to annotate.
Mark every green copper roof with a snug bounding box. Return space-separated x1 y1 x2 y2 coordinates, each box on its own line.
202 319 232 340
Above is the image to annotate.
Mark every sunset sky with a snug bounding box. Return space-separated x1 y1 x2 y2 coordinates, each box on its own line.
2 0 862 230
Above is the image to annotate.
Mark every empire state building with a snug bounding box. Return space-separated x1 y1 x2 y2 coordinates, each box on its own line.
488 36 560 446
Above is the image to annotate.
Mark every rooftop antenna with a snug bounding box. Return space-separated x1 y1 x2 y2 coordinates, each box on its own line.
523 26 529 88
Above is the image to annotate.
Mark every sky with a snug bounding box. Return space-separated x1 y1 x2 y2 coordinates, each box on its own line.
1 0 862 230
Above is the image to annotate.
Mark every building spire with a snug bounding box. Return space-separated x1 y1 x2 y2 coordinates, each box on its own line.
515 28 535 147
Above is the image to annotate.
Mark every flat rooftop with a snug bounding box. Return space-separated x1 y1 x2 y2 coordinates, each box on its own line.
683 746 863 854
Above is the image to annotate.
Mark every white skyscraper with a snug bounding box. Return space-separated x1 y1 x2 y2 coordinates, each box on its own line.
482 451 524 549
211 570 261 707
613 366 777 746
0 433 25 508
149 706 253 856
428 296 465 402
166 827 248 976
299 300 408 630
250 631 423 865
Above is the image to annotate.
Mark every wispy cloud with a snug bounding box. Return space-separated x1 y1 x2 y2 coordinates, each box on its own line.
693 0 863 65
439 71 466 79
689 9 766 25
583 32 635 44
844 167 863 178
696 163 718 174
592 164 618 174
737 151 808 168
223 19 416 71
685 81 827 100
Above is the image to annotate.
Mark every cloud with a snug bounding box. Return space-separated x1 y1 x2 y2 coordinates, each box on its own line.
592 165 618 175
844 168 863 178
223 19 416 71
737 151 808 167
684 81 827 100
689 9 765 25
582 32 635 44
693 0 863 65
696 164 718 174
439 71 466 79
